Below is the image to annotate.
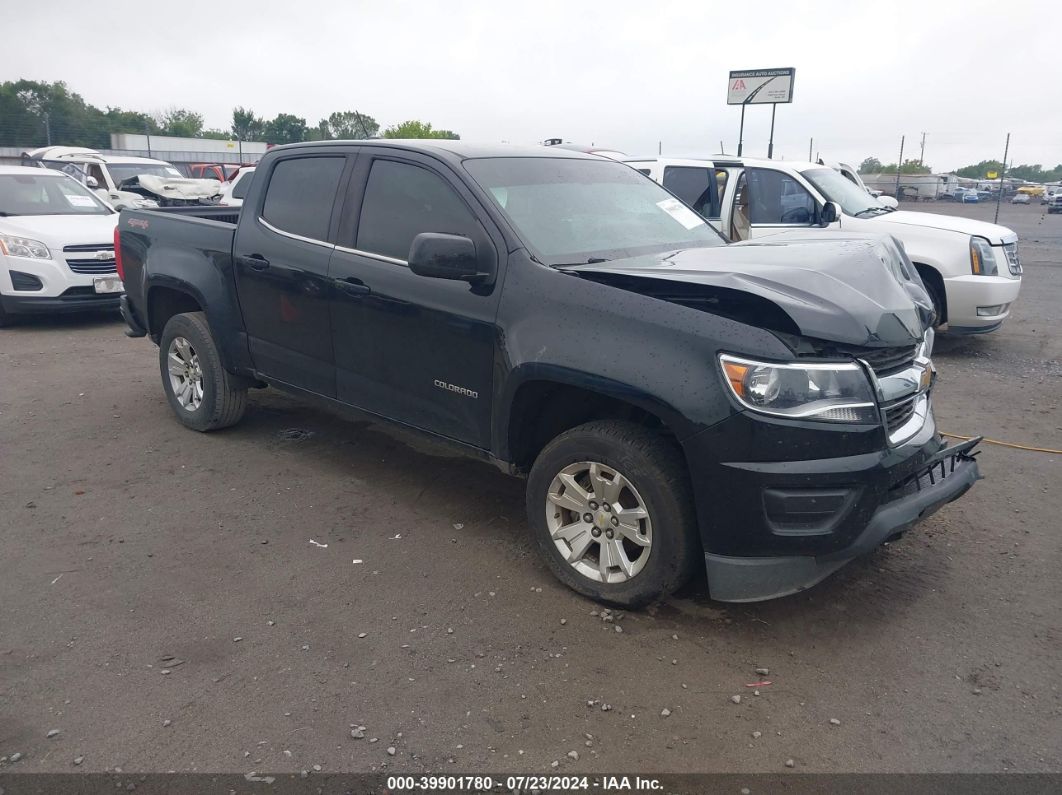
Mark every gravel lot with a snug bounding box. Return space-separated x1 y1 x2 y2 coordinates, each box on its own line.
0 201 1059 775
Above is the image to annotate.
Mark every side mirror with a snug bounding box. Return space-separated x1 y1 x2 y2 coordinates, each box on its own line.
877 195 898 209
819 201 840 226
86 176 99 189
408 233 488 282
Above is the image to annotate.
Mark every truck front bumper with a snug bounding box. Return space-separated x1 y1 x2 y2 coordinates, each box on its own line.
703 438 980 601
683 409 982 602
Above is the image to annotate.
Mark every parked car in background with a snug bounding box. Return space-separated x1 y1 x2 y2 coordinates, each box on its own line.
22 146 217 210
960 189 979 203
1048 193 1062 214
1011 192 1031 204
0 166 120 326
217 167 255 207
629 156 1023 334
116 140 978 607
185 163 250 182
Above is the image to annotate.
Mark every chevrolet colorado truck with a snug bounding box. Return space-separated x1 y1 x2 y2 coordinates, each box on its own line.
116 141 981 607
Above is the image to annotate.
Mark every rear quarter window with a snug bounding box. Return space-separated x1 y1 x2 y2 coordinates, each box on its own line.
261 157 345 241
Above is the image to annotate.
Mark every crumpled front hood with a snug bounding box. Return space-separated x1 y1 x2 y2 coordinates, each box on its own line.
121 175 221 201
564 235 929 347
872 210 1017 243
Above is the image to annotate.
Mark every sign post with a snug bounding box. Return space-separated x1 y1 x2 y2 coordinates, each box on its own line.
727 68 795 159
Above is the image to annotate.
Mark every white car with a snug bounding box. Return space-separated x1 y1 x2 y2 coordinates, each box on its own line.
24 146 216 211
0 165 121 326
628 156 1022 334
217 166 255 207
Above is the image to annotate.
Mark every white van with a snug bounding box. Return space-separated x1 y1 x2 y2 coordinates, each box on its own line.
628 156 1022 334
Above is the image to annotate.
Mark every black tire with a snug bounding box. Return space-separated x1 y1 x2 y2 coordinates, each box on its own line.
159 311 247 431
526 420 701 608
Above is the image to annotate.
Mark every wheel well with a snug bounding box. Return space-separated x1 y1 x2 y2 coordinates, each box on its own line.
508 381 669 471
148 287 202 339
913 263 947 324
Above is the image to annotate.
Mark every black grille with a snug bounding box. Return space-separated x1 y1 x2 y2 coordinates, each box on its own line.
859 345 919 376
884 399 916 431
807 344 918 377
63 243 116 275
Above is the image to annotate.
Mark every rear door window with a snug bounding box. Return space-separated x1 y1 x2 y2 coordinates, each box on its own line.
662 166 718 218
261 157 346 241
356 159 478 262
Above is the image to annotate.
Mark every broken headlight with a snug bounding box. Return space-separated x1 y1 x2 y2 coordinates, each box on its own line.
719 354 878 423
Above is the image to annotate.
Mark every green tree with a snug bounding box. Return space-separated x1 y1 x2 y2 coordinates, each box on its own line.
155 108 204 138
879 159 932 175
0 79 111 148
382 120 459 139
858 157 883 174
263 113 308 145
325 110 379 140
231 106 265 141
954 160 1004 179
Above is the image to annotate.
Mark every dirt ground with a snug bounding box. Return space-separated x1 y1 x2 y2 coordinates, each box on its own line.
0 201 1059 776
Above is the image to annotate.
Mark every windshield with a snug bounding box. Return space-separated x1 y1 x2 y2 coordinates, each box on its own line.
801 167 886 216
464 157 725 265
109 163 183 185
0 173 112 217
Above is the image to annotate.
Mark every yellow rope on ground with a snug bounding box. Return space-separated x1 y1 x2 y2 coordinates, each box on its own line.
942 432 1062 455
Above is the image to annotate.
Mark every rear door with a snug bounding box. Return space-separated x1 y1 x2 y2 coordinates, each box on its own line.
232 152 351 396
660 163 726 221
327 151 502 448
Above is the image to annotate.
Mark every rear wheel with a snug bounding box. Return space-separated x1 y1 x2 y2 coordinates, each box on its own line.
527 420 700 608
159 311 247 431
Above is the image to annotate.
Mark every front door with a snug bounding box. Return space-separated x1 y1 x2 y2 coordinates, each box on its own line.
735 167 820 240
232 153 349 396
328 153 501 448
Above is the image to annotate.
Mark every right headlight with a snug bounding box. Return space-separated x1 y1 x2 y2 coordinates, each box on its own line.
969 236 998 276
719 354 878 423
0 235 51 260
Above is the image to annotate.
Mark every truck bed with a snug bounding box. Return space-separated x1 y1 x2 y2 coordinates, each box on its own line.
117 206 242 343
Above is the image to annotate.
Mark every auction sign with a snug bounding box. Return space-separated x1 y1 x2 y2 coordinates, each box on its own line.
727 68 796 104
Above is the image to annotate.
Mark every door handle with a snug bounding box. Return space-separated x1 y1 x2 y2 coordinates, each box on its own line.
334 278 371 297
242 254 270 271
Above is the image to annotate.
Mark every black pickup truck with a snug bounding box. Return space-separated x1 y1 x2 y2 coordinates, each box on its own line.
116 140 980 607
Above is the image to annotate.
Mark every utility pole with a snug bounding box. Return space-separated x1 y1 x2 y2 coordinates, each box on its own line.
658 140 662 155
808 138 813 161
767 104 777 159
144 121 152 157
919 131 927 166
894 136 905 200
737 104 746 156
43 112 51 146
719 140 724 154
994 133 1010 225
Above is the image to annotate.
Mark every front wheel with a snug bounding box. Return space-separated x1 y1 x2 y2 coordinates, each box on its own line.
526 420 701 608
159 311 247 431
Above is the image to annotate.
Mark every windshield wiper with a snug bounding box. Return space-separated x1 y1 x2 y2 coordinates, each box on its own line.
0 211 16 217
854 206 889 217
554 257 611 266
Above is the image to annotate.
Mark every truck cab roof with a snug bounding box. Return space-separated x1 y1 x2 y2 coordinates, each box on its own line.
269 139 602 163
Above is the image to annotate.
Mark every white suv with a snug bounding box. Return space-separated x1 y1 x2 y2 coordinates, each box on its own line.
24 146 190 210
0 166 121 325
629 156 1023 334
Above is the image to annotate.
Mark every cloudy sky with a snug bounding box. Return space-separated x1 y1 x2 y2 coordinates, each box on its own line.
3 0 1059 170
